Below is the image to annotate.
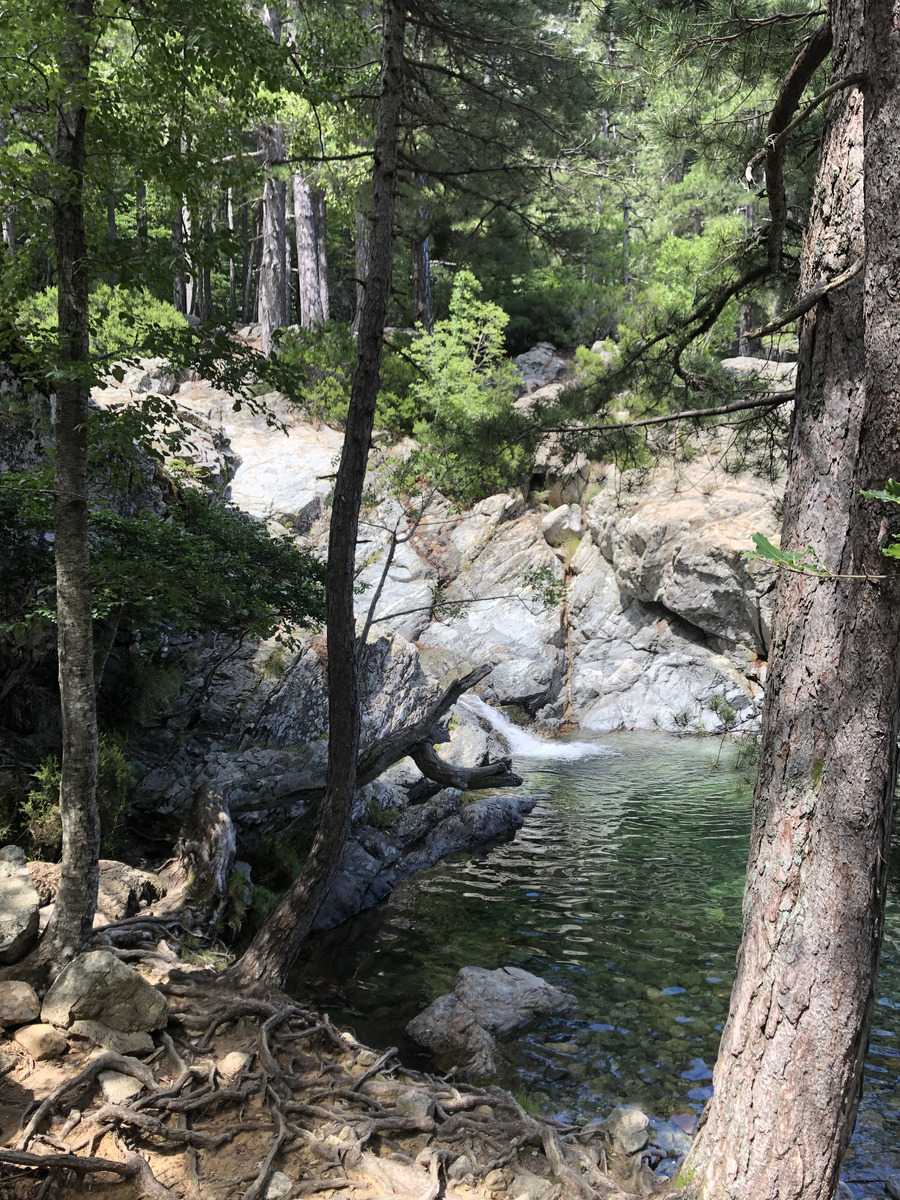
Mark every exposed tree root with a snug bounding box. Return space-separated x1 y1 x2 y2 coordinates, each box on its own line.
0 966 650 1200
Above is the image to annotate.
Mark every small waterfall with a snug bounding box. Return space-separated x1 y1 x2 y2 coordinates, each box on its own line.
459 695 617 761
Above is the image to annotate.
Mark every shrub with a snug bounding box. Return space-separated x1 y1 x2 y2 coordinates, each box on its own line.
17 283 187 358
20 735 132 858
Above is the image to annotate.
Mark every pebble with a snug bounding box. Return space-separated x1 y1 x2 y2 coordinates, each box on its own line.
14 1024 67 1061
217 1050 252 1078
448 1155 473 1180
99 1069 144 1105
485 1169 508 1192
265 1172 293 1199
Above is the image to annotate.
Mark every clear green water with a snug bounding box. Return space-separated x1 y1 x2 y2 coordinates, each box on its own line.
292 732 900 1197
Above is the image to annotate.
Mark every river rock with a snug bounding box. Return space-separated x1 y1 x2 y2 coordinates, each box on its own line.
597 1106 650 1156
0 846 40 965
41 950 168 1033
453 966 575 1035
67 1020 155 1055
510 1173 557 1200
99 1068 145 1105
407 993 499 1076
0 982 41 1027
406 966 575 1079
14 1023 68 1061
27 859 164 921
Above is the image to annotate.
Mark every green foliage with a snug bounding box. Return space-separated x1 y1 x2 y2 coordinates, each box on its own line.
17 284 187 359
862 480 900 562
707 692 738 730
746 532 832 578
403 270 534 504
273 322 356 424
19 736 131 858
1 454 327 650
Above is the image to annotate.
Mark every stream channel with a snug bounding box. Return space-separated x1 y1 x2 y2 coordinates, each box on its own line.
293 712 900 1196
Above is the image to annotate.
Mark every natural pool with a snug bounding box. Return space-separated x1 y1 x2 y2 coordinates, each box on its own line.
292 728 900 1197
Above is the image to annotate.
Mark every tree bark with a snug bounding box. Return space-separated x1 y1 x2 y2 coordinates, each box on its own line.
226 0 406 991
39 0 101 974
294 173 325 328
258 123 288 355
682 6 900 1196
316 189 330 321
351 207 370 336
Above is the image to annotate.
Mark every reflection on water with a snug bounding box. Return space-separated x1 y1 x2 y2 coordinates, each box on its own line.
292 731 900 1198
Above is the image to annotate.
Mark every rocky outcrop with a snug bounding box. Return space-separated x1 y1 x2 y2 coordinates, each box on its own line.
0 846 40 965
94 351 782 738
27 859 164 923
406 966 575 1078
315 790 536 933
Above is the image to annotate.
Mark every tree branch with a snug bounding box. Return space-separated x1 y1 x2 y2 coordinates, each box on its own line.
542 391 794 436
746 258 864 339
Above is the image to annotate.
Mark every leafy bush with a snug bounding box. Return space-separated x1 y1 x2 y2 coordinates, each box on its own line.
17 283 187 357
19 735 131 858
274 322 423 435
402 270 534 504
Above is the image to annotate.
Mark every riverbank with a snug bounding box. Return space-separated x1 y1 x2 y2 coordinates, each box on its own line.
0 958 654 1200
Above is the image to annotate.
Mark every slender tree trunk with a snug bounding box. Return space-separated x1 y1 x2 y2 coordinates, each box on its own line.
182 201 195 316
172 210 187 314
135 183 147 282
39 0 100 974
683 7 900 1197
351 207 370 336
294 173 324 327
227 187 237 319
258 124 288 355
316 190 330 322
2 213 14 256
226 0 406 990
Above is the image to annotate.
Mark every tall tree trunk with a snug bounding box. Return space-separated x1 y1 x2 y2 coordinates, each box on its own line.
258 123 288 355
172 210 187 314
227 186 237 319
351 207 370 335
1 213 14 256
226 0 406 990
39 0 100 974
294 173 325 327
411 230 433 330
316 189 330 322
683 7 900 1197
135 183 147 282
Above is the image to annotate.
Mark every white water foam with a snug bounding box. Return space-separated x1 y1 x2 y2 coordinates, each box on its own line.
459 695 618 761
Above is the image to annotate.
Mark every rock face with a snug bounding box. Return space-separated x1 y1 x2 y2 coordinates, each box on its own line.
0 846 40 965
407 966 575 1078
315 791 536 933
41 950 168 1033
27 859 164 922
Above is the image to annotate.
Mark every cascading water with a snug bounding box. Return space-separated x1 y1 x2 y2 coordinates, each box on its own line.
457 694 618 761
